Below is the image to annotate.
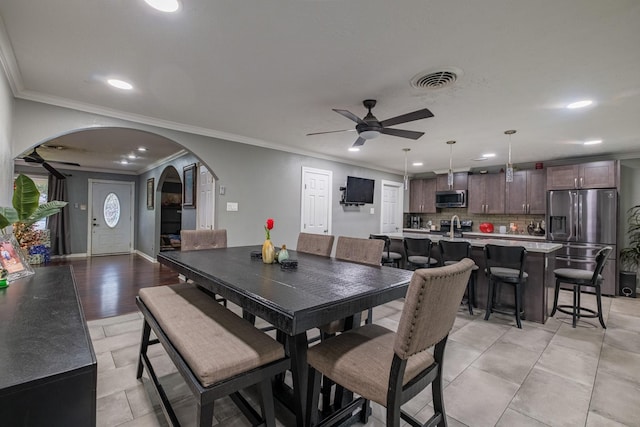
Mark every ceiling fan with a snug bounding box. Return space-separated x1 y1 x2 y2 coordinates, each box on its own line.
21 146 80 179
307 99 434 147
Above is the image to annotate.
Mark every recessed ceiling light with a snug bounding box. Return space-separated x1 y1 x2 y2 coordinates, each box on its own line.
128 154 136 159
583 139 602 145
567 100 593 109
107 79 133 90
120 160 129 165
138 147 147 152
481 153 496 158
472 157 488 161
144 0 180 12
412 162 423 167
348 147 360 152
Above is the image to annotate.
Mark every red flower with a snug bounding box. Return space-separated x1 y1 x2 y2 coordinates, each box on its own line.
264 218 274 239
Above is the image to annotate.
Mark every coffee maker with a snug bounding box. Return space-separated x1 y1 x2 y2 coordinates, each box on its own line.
411 216 421 229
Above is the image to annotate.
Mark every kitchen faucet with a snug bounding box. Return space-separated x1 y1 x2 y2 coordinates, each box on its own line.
450 215 461 239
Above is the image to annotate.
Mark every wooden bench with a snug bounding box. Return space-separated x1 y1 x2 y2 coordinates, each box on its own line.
136 283 289 427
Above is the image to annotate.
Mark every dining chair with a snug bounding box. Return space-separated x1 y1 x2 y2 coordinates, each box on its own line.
484 244 528 328
180 229 228 306
305 259 475 426
403 237 438 270
369 234 403 268
551 246 612 328
296 232 335 257
439 240 479 314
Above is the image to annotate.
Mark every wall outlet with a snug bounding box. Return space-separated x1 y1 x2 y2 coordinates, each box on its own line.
226 202 238 211
370 207 375 214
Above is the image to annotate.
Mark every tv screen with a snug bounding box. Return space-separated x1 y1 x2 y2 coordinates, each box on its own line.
345 176 375 204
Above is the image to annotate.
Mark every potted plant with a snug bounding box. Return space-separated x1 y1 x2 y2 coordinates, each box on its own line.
0 174 68 250
619 204 640 297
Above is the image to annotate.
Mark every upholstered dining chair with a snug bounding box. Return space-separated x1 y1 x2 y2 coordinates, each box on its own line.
305 259 475 427
296 232 335 257
180 229 228 306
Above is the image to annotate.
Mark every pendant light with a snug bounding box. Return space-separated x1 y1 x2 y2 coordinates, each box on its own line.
446 140 456 189
505 130 516 183
403 148 410 190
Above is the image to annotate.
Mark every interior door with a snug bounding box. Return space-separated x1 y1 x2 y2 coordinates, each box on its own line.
89 180 134 255
197 165 215 230
301 167 332 235
381 180 403 233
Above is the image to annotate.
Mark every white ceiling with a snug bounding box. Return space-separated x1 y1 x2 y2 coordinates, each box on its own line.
2 0 640 176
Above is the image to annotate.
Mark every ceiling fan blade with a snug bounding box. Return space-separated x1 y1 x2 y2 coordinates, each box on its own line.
42 161 66 179
333 109 367 125
49 160 81 167
306 129 357 136
23 149 45 163
380 108 434 127
380 128 425 140
352 137 366 147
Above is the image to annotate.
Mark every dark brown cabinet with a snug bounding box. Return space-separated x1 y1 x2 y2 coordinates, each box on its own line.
506 169 546 214
409 178 436 213
468 173 505 214
436 172 468 191
546 160 616 190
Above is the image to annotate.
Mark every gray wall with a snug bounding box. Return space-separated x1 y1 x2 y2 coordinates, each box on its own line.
0 69 13 207
8 100 404 258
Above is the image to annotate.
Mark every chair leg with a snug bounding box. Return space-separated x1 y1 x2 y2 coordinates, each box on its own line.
467 278 474 315
305 367 322 426
572 284 579 328
136 319 151 379
197 401 214 427
366 307 373 325
596 285 606 329
258 378 276 427
484 278 494 321
514 284 522 329
551 278 561 317
470 270 478 308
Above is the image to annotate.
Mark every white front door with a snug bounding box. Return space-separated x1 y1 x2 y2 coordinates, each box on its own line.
89 180 134 255
381 180 403 233
301 167 332 235
197 165 215 230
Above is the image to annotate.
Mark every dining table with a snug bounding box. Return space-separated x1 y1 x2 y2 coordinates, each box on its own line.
157 245 413 426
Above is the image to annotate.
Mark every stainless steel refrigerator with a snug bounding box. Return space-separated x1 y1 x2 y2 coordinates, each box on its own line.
547 189 617 295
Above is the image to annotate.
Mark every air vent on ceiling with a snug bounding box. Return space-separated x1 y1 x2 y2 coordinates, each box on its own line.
410 67 462 89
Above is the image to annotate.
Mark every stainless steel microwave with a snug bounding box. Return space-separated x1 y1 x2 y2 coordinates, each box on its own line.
435 190 467 208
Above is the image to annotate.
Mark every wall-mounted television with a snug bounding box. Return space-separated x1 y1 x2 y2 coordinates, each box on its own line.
344 176 375 204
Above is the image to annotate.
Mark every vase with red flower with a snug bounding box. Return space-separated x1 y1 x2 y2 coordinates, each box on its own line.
262 218 275 264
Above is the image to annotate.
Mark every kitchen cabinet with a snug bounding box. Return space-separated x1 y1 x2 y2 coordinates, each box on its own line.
546 160 617 190
468 173 505 214
436 172 468 191
506 169 546 214
409 178 436 213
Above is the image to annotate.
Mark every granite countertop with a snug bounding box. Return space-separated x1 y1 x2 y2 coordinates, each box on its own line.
392 231 562 254
402 229 547 241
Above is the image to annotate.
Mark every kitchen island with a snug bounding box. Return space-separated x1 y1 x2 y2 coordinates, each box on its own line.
390 231 562 324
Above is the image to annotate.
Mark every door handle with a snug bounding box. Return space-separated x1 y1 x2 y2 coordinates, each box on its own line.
527 203 530 213
580 177 584 188
92 223 99 227
523 204 526 213
574 177 578 188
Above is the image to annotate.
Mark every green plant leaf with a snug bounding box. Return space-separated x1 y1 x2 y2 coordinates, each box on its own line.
22 201 68 226
12 174 40 220
0 208 19 230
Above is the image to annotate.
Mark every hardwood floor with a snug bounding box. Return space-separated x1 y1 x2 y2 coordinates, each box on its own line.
49 254 180 321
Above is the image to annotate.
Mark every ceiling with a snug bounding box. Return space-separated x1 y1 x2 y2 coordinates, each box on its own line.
2 0 640 176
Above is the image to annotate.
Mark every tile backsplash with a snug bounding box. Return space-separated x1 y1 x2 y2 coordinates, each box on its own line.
405 208 546 236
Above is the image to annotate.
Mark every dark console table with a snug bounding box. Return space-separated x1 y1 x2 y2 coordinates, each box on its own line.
0 266 97 426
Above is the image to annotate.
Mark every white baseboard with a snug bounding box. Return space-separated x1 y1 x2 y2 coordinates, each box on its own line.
50 253 88 259
135 250 157 263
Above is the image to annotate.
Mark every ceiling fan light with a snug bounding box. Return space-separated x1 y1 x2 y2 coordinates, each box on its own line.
144 0 180 13
359 130 380 140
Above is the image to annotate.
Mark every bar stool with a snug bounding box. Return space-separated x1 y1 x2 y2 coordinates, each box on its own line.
439 240 479 314
484 244 528 328
551 246 612 328
403 237 439 270
369 234 402 268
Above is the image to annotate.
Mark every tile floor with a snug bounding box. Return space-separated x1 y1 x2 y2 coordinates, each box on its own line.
90 290 640 427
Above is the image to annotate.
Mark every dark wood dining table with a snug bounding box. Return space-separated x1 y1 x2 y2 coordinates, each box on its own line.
157 245 413 426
